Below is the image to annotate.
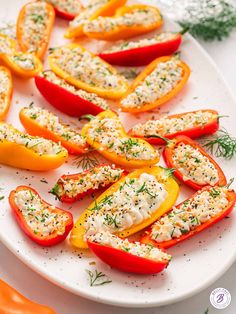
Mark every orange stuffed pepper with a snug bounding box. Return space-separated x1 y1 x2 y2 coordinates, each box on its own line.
83 4 163 41
0 66 13 121
17 1 55 60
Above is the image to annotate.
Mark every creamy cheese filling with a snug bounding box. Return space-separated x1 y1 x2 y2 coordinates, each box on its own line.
151 187 229 242
84 7 161 33
69 0 110 28
89 231 171 262
22 2 49 52
55 165 124 198
121 59 183 109
0 123 65 155
42 71 109 110
22 105 87 147
14 189 69 237
0 36 14 55
104 32 178 53
10 53 36 70
0 70 10 113
46 0 82 14
87 115 158 160
131 111 217 137
51 46 125 89
85 173 167 237
172 143 219 185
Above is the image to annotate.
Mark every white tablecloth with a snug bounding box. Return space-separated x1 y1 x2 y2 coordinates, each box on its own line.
0 7 236 314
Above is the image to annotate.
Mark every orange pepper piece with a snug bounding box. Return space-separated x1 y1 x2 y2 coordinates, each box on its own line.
0 66 13 121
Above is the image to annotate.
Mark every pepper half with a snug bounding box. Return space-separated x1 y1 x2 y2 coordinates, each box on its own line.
47 0 84 20
98 32 182 66
51 164 126 202
0 66 13 121
16 1 55 60
35 71 109 117
9 186 74 246
70 166 179 249
87 232 171 274
0 122 68 171
0 34 42 78
163 135 227 190
81 110 160 168
65 0 127 38
48 43 128 99
141 185 236 249
119 55 190 113
129 109 219 145
0 279 55 314
19 105 89 155
83 4 163 41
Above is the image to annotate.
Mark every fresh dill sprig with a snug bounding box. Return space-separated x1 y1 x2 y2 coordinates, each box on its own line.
202 128 236 159
86 269 112 287
73 150 99 171
178 0 236 41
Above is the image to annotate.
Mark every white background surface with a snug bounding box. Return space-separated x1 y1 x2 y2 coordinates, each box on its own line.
1 1 236 313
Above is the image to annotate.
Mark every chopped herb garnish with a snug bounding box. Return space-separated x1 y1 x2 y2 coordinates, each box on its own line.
86 269 112 287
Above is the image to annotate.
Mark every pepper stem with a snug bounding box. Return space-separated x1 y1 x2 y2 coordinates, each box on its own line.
225 178 234 189
145 134 171 144
179 26 190 35
79 114 95 121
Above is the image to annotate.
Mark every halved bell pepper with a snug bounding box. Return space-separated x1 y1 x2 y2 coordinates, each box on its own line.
0 66 13 121
47 0 84 20
35 71 110 117
65 0 127 38
48 43 128 100
51 164 126 202
141 185 236 249
19 105 89 155
98 32 182 66
81 110 160 168
16 1 55 60
0 122 68 171
163 135 227 190
87 232 171 274
119 55 190 113
83 4 163 41
129 109 219 145
0 34 42 78
70 166 179 249
9 186 73 246
0 279 55 314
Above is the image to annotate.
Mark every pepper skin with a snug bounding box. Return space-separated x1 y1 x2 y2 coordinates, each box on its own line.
129 109 219 145
0 122 68 171
51 0 83 20
81 110 160 168
70 166 179 249
141 185 236 249
16 1 55 60
65 0 127 38
163 135 227 190
119 55 190 113
48 44 128 100
0 279 55 314
34 71 109 117
9 186 74 246
88 237 170 274
84 4 163 41
98 33 182 66
0 66 13 121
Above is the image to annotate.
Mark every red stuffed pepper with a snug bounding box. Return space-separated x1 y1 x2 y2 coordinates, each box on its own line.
35 71 109 117
163 135 227 190
129 109 219 145
51 164 126 202
99 32 182 66
87 231 171 274
141 185 236 249
47 0 83 20
9 186 73 246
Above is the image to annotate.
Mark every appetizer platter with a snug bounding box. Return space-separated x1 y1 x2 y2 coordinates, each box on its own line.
0 0 236 307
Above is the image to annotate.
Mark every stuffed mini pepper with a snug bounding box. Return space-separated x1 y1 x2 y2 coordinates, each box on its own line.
46 0 83 20
0 66 13 121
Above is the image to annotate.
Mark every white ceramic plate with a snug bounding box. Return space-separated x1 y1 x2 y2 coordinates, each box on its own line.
0 0 236 308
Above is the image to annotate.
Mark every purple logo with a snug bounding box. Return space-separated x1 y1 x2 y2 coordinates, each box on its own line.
210 288 231 309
